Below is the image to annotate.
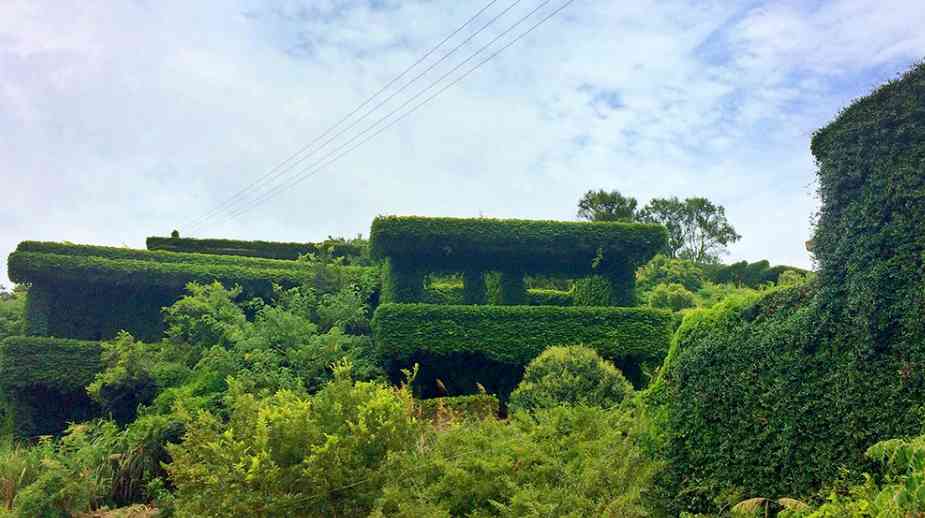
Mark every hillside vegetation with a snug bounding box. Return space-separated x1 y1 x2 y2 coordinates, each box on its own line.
0 63 921 517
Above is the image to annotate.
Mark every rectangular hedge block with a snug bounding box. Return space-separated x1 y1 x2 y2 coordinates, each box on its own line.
369 216 666 276
146 236 366 262
0 336 103 437
0 336 102 391
371 303 672 365
8 242 380 341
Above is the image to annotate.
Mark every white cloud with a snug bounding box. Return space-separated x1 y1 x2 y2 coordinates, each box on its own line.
1 0 924 287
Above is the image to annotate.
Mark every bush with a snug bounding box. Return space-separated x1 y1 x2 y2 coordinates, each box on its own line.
166 365 419 517
415 394 499 423
508 346 632 413
371 405 660 517
0 285 25 342
636 254 705 292
705 259 808 288
648 283 697 311
573 272 636 307
781 430 925 517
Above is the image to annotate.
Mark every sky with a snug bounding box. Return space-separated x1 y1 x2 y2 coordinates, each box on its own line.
2 0 924 287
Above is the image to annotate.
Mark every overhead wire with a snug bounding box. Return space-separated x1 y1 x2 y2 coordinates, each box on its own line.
182 0 509 232
216 0 576 224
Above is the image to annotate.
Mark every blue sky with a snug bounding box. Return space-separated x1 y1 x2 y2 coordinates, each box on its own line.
2 0 924 286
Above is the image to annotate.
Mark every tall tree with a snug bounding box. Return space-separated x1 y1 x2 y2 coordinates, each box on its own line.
576 189 638 222
638 196 741 263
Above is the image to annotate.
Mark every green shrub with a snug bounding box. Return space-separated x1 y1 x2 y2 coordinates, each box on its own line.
706 259 808 288
508 346 632 413
657 285 925 514
636 254 705 292
0 417 182 516
0 286 25 342
648 283 697 311
163 281 247 352
11 421 122 517
371 405 660 517
415 394 499 422
811 63 925 351
166 365 419 517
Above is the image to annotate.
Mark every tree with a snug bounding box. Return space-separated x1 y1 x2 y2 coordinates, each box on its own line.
577 189 638 222
638 196 740 263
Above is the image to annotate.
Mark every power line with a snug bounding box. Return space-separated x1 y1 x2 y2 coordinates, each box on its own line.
190 0 528 233
182 0 506 232
219 0 576 224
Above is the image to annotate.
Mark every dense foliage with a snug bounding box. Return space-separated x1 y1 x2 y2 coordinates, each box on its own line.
783 429 925 517
146 235 369 263
811 63 925 362
576 189 639 222
508 346 632 413
166 364 417 517
0 336 102 437
371 302 672 378
0 285 25 342
372 405 660 518
8 242 379 340
415 394 500 422
370 216 666 277
638 197 741 263
2 64 922 518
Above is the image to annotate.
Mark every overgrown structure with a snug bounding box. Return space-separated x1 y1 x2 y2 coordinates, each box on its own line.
370 216 667 306
656 62 925 514
7 241 377 341
370 216 672 396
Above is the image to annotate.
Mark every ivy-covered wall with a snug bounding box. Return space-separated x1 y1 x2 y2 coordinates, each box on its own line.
0 336 102 438
373 303 672 399
370 216 665 306
656 62 925 514
8 242 380 341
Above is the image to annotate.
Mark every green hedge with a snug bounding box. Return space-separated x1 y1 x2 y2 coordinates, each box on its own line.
17 241 303 270
811 62 925 349
8 243 380 341
372 303 671 366
415 394 499 421
146 236 366 262
10 251 308 294
374 304 670 400
656 63 925 514
369 216 666 276
0 336 102 437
